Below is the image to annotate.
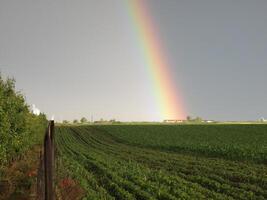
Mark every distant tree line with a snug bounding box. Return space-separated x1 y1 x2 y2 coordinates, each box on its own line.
62 117 87 124
62 117 120 124
0 75 47 167
186 116 203 123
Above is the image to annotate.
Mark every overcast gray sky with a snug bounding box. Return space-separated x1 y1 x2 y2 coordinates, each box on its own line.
1 0 267 121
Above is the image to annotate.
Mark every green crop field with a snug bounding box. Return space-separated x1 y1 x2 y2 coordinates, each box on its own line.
55 125 267 200
98 124 267 163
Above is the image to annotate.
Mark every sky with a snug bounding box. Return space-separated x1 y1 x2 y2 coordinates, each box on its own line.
1 0 267 122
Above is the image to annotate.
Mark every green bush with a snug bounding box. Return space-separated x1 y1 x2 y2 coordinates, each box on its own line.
0 75 47 167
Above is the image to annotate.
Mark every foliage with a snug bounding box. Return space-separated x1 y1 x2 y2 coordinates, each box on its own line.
0 75 47 167
80 117 87 123
186 116 203 122
99 124 267 163
0 145 41 199
56 125 267 199
73 119 79 124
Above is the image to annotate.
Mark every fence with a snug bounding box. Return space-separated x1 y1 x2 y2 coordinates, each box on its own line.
37 120 55 200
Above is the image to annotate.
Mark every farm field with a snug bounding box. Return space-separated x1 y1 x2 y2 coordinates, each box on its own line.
55 125 267 200
98 124 267 163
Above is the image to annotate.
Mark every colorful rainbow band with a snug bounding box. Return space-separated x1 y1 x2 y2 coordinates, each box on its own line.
126 0 186 120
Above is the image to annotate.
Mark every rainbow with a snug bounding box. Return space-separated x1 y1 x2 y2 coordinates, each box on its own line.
126 0 186 120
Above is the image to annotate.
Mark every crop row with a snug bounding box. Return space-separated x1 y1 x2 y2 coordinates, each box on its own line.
55 126 267 199
97 124 267 163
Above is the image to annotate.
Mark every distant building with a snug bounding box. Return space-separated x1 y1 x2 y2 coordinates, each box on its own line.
31 104 40 116
204 120 215 123
260 118 266 122
163 119 186 123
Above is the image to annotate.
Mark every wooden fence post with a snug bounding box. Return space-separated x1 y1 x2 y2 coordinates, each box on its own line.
37 120 55 200
44 120 55 200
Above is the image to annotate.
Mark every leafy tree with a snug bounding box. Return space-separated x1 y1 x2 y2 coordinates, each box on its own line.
195 117 203 122
186 116 192 121
73 119 78 124
63 120 69 124
80 117 87 123
0 74 47 167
